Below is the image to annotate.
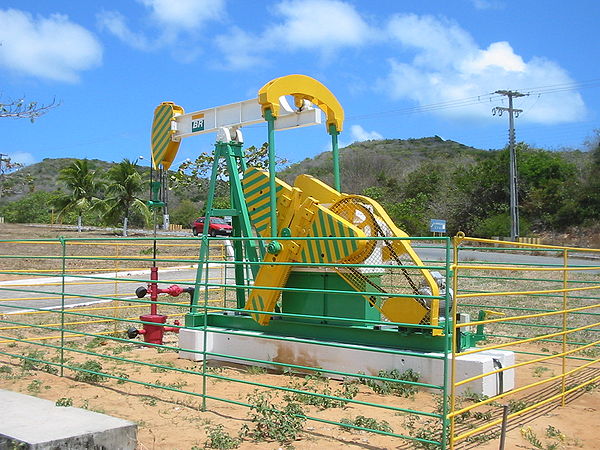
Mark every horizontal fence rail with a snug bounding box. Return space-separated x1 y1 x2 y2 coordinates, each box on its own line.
449 235 600 447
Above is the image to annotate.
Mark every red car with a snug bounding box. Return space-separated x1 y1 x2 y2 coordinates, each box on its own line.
192 217 233 237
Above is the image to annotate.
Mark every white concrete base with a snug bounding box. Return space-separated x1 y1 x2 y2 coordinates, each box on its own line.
0 389 137 449
179 327 515 397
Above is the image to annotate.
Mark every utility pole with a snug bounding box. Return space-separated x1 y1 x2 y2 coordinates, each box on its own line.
493 90 527 241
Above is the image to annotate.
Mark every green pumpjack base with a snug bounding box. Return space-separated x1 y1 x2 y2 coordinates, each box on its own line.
184 312 448 353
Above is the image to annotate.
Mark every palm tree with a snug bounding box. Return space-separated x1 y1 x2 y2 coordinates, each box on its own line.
55 159 104 232
103 159 150 236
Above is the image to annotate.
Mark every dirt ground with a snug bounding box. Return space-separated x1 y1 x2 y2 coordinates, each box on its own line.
0 338 598 450
1 223 599 449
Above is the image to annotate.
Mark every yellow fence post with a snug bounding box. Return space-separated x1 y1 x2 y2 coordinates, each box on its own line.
561 248 568 406
449 233 463 449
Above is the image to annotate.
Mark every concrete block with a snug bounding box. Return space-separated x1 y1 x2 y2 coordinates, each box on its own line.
179 327 515 397
0 389 137 449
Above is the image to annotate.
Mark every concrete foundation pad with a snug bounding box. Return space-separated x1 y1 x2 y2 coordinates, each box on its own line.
180 327 515 397
0 389 137 450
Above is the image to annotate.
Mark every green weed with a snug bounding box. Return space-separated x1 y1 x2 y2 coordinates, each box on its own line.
204 424 241 449
508 399 531 413
153 379 188 389
141 396 157 406
240 390 305 444
56 397 73 407
246 365 267 375
545 425 565 441
284 375 358 410
151 361 175 373
402 414 443 449
21 350 46 371
27 379 42 394
73 360 106 383
360 368 420 397
340 415 392 433
85 337 107 349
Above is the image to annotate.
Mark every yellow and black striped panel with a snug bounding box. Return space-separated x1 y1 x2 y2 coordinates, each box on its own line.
242 167 292 237
151 102 182 170
299 206 363 263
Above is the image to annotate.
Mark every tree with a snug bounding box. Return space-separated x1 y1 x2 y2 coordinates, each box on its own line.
103 159 150 236
1 97 58 122
0 154 23 198
54 160 104 232
450 143 579 235
0 191 61 224
577 139 600 222
169 142 289 201
170 199 199 228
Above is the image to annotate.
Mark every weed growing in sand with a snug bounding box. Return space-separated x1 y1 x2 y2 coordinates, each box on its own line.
113 371 129 384
154 378 188 389
56 397 73 407
402 414 443 449
240 390 306 445
151 361 175 373
533 366 550 377
21 350 46 371
520 426 561 450
141 396 157 406
85 337 107 349
203 424 241 449
73 360 106 383
340 415 392 433
284 375 359 410
27 379 42 394
360 368 420 397
245 365 266 375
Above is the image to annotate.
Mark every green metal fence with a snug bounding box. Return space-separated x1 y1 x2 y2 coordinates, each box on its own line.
0 234 453 449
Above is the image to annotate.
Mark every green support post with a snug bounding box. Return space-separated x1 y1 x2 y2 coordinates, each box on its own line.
59 236 66 377
265 109 278 239
329 124 341 192
191 146 222 314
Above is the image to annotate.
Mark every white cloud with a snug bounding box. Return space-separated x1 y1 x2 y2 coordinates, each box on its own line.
216 0 372 69
97 11 151 50
471 0 505 10
140 0 225 31
99 0 225 51
8 151 36 166
271 0 370 50
384 14 585 124
350 125 383 141
214 27 268 70
0 9 102 82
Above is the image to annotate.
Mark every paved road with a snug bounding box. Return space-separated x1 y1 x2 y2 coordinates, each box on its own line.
1 246 597 314
414 245 600 268
0 265 227 314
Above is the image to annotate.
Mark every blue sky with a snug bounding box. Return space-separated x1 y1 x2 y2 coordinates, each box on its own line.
1 0 599 169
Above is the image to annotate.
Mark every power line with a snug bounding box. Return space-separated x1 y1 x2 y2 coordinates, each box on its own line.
347 78 600 121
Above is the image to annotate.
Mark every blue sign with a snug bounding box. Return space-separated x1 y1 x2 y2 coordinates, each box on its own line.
430 219 446 233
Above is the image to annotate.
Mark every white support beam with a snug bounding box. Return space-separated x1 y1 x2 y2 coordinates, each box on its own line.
172 97 321 140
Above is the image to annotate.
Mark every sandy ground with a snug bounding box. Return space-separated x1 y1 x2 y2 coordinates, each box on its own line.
0 336 598 450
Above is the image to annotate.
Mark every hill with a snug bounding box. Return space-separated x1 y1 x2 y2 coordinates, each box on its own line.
0 158 117 201
0 137 595 237
280 136 492 193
